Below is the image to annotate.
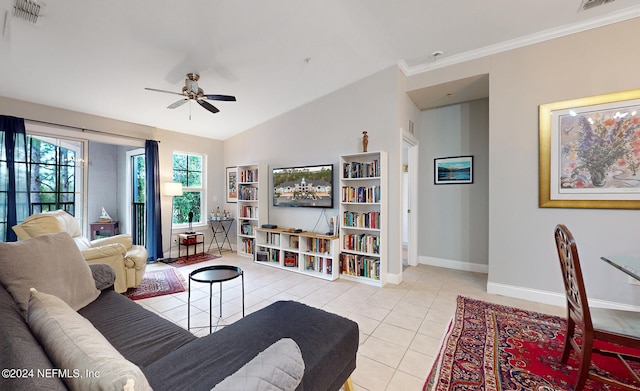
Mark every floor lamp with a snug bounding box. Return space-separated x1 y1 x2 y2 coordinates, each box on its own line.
163 181 183 263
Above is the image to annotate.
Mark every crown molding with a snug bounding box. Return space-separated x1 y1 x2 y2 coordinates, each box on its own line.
400 6 640 77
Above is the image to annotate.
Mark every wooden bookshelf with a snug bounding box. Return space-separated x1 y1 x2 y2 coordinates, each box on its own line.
255 227 339 281
339 151 388 286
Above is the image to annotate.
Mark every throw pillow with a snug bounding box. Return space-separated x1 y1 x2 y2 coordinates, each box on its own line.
28 288 152 391
211 338 305 391
0 232 99 316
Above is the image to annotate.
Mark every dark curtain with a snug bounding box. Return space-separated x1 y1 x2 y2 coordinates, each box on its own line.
0 116 30 242
145 140 163 261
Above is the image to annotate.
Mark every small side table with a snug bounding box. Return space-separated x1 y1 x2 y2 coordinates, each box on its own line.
177 232 204 259
90 221 119 240
208 218 235 254
187 265 244 334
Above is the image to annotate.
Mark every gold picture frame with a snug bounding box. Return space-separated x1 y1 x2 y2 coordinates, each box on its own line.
539 88 640 209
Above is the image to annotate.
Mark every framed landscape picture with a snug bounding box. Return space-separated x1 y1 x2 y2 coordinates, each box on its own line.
226 167 238 203
434 156 473 184
539 88 640 209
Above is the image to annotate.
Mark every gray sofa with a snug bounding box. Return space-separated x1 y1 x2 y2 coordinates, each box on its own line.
0 233 358 391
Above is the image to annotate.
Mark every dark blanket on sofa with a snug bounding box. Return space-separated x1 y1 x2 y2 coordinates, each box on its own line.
143 300 359 391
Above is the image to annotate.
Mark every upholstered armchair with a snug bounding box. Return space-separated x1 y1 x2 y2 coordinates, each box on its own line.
12 210 147 293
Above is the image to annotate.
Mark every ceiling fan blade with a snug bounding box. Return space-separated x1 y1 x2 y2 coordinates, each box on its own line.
145 87 184 97
198 100 220 114
167 99 188 109
203 94 236 102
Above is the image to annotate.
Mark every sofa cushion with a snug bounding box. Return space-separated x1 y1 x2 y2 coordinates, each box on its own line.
28 288 152 391
0 284 66 391
78 288 196 367
0 232 100 317
12 209 82 240
143 301 359 391
211 338 304 391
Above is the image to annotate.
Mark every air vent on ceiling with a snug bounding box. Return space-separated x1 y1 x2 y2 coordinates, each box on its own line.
580 0 615 11
13 0 42 23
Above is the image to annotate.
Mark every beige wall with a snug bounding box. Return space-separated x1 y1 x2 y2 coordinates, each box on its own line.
407 17 640 307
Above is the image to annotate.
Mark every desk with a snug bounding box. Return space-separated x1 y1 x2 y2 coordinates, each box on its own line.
187 265 244 334
601 256 640 281
208 218 234 254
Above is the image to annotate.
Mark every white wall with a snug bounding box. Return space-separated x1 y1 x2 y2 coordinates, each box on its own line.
87 142 120 223
224 66 409 279
418 99 489 271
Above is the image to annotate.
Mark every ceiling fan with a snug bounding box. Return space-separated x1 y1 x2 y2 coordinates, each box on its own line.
145 73 236 114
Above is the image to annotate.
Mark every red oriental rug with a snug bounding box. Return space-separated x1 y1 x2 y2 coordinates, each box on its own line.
124 269 185 300
167 252 220 268
424 296 640 391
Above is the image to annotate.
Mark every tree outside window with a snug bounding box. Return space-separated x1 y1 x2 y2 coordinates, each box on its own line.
172 153 204 225
27 135 83 215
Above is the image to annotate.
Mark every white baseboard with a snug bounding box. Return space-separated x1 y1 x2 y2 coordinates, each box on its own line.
419 256 489 274
487 281 640 311
417 256 640 311
387 272 402 285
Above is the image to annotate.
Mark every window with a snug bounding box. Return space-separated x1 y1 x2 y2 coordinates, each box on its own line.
172 152 205 225
27 135 84 216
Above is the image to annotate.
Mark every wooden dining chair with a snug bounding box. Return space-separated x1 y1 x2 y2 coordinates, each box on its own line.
554 224 640 390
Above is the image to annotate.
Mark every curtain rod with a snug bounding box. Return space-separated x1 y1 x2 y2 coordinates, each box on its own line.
24 118 159 143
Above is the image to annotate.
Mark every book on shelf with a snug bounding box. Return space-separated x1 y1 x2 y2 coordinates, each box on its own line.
240 169 259 183
341 185 381 203
342 159 380 179
339 253 380 280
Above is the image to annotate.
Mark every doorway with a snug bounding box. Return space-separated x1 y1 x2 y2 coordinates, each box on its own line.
402 130 419 267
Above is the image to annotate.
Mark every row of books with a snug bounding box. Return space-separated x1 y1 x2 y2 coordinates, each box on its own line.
342 160 380 179
239 186 259 201
342 234 380 254
256 247 279 263
339 253 380 280
239 205 259 219
265 232 280 246
342 211 380 229
239 169 259 183
284 251 298 267
241 238 254 254
341 186 381 203
240 223 255 236
306 237 332 254
304 255 332 275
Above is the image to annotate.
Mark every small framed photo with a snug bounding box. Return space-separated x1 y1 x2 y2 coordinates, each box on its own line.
434 156 474 185
226 167 238 203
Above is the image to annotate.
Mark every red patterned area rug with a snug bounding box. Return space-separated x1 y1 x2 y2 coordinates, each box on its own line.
424 296 640 391
167 252 220 268
124 269 185 300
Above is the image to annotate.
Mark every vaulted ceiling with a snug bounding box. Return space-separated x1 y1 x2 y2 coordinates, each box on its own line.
1 0 639 140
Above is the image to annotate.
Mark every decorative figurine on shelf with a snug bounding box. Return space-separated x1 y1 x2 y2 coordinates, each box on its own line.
98 207 112 223
186 211 195 234
362 131 368 152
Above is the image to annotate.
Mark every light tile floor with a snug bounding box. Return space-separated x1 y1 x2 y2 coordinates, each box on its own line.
136 253 565 391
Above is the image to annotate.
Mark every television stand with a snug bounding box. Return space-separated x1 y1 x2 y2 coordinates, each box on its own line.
254 227 339 281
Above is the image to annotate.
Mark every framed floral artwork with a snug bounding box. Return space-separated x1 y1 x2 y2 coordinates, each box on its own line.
226 167 238 203
539 89 640 209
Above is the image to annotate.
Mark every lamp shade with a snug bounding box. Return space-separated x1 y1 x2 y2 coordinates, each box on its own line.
164 181 183 197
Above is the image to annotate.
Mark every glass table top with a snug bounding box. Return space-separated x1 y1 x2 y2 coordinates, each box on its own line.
601 256 640 281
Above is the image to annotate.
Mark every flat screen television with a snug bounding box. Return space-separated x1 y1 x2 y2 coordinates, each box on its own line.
273 164 333 208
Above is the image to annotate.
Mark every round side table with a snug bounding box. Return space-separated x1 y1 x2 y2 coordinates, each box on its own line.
187 265 244 334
